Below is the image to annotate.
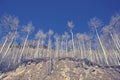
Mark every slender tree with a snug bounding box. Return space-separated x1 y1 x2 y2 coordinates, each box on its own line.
76 33 82 59
60 36 65 58
76 33 86 59
64 32 70 57
103 15 120 65
61 34 66 58
67 21 76 58
88 17 109 66
109 14 120 53
8 32 19 68
0 35 8 54
19 22 34 63
0 15 19 54
35 30 43 58
68 40 73 57
0 15 19 64
41 32 46 58
47 29 54 75
54 33 60 59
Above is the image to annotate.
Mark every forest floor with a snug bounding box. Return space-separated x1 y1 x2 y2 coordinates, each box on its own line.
0 58 120 80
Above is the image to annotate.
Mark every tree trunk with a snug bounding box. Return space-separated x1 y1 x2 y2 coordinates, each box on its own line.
19 33 29 63
34 39 40 58
95 28 109 66
47 37 52 75
0 33 16 63
0 37 8 54
65 39 68 57
70 30 75 58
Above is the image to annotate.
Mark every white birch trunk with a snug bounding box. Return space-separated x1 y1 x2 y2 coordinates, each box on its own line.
95 28 109 66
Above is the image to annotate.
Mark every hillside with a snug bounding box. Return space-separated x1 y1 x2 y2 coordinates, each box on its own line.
0 58 120 80
0 13 120 80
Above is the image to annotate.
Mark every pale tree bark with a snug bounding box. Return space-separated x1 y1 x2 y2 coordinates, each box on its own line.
110 32 120 53
70 30 76 58
47 37 52 75
0 32 16 63
65 39 68 57
0 37 8 54
18 22 34 63
54 34 59 59
47 29 53 75
19 33 29 63
34 39 40 58
95 28 109 66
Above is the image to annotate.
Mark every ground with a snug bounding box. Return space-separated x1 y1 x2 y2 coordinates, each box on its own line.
0 58 120 80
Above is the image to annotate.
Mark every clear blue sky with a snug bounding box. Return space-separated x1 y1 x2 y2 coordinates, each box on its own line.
0 0 120 35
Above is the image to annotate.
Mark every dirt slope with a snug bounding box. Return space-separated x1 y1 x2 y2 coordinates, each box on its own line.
0 58 120 80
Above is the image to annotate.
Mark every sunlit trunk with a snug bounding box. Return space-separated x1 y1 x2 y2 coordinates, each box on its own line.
60 41 63 58
89 41 93 62
109 38 120 65
95 28 109 66
47 36 52 75
13 46 20 65
0 33 16 63
78 44 80 57
65 39 68 57
55 40 59 59
70 30 75 58
112 49 120 65
41 39 44 58
19 33 29 63
110 32 120 65
56 42 59 59
8 38 17 68
82 40 86 59
79 41 83 59
0 37 8 54
34 39 40 58
110 32 120 53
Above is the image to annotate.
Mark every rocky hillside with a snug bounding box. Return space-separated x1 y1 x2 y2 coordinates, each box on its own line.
0 58 120 80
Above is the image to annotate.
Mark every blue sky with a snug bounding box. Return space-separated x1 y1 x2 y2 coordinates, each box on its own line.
0 0 120 35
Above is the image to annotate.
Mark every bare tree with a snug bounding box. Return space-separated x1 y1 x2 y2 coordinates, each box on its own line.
0 15 19 64
76 33 82 59
63 32 70 57
0 15 19 54
68 40 73 57
0 35 8 54
88 17 109 66
54 33 60 59
35 30 44 58
102 14 120 65
76 33 86 59
109 14 120 53
67 21 76 58
40 32 46 58
8 32 19 68
60 35 65 58
19 22 34 63
47 29 54 75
